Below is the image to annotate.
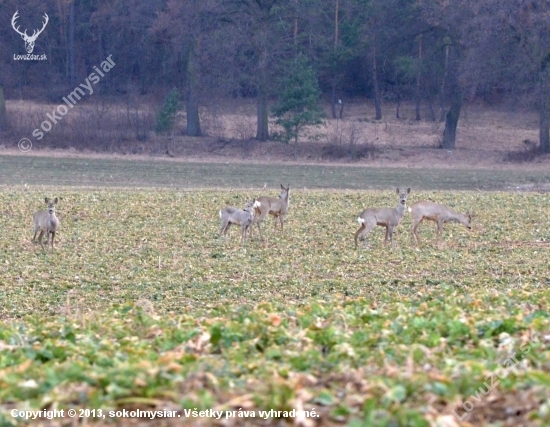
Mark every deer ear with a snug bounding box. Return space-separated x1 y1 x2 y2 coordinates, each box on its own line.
45 197 49 203
280 184 284 190
407 188 411 194
396 188 400 194
54 198 58 204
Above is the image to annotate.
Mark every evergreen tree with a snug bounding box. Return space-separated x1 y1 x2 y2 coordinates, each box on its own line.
272 55 325 145
155 88 181 134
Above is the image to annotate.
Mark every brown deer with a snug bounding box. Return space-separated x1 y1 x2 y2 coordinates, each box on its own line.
252 184 290 241
219 200 256 246
409 201 471 245
32 197 60 252
355 188 410 249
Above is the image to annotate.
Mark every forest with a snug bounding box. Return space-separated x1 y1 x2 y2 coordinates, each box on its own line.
0 0 549 153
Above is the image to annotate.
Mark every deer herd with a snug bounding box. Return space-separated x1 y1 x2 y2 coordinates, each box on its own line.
31 185 472 252
216 184 471 249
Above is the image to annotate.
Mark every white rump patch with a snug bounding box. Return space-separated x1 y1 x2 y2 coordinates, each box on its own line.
357 217 365 224
253 201 261 208
407 207 412 213
219 210 222 218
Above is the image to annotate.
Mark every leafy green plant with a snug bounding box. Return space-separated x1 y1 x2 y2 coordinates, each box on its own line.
1 189 550 425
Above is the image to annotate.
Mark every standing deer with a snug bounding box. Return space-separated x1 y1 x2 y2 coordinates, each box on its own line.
32 197 60 252
409 201 471 245
252 184 290 241
219 200 256 246
11 11 49 54
355 188 410 249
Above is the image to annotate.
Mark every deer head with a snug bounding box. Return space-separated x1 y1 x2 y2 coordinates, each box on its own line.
12 11 49 54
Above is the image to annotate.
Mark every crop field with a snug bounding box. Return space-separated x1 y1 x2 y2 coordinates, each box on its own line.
2 154 550 190
1 164 550 426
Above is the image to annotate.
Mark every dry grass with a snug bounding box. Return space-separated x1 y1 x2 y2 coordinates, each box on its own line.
2 97 548 169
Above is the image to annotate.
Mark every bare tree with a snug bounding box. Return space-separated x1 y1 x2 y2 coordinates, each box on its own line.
491 0 550 152
226 0 292 141
420 0 471 149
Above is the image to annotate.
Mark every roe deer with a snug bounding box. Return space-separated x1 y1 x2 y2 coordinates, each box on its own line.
409 201 471 245
219 200 256 246
32 197 60 252
252 184 290 241
354 188 410 249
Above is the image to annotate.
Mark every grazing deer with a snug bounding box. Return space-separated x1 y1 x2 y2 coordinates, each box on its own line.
409 201 471 245
32 197 60 252
355 188 410 249
252 184 290 241
219 200 256 246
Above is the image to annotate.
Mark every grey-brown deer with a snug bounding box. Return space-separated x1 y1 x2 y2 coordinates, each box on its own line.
354 188 410 249
252 184 290 241
219 200 256 246
409 201 471 245
32 197 60 252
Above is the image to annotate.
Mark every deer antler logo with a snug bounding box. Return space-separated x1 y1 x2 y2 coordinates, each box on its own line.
11 11 49 54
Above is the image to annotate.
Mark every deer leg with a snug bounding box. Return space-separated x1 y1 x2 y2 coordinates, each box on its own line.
32 228 39 243
354 224 366 250
411 218 423 245
363 223 376 249
279 215 284 233
436 220 444 241
37 230 45 251
256 222 264 241
50 231 55 252
220 221 228 240
248 220 255 238
241 225 247 246
388 226 395 249
223 222 232 242
355 220 376 250
383 226 390 246
256 209 270 241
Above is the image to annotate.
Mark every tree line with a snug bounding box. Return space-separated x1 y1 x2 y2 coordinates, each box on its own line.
1 0 549 152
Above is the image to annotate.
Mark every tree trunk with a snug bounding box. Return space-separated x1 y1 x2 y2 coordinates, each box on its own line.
439 43 450 122
442 88 462 149
415 36 422 121
186 39 202 137
330 0 340 119
396 97 401 119
0 85 8 132
428 97 436 121
331 81 337 119
69 1 76 86
372 41 382 120
538 71 550 152
256 89 269 141
540 106 550 153
256 48 269 141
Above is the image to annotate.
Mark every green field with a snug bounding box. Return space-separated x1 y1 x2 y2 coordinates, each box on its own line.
2 154 550 190
1 156 550 426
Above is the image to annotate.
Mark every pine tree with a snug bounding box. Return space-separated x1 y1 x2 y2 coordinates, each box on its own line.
155 88 181 134
272 55 325 145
